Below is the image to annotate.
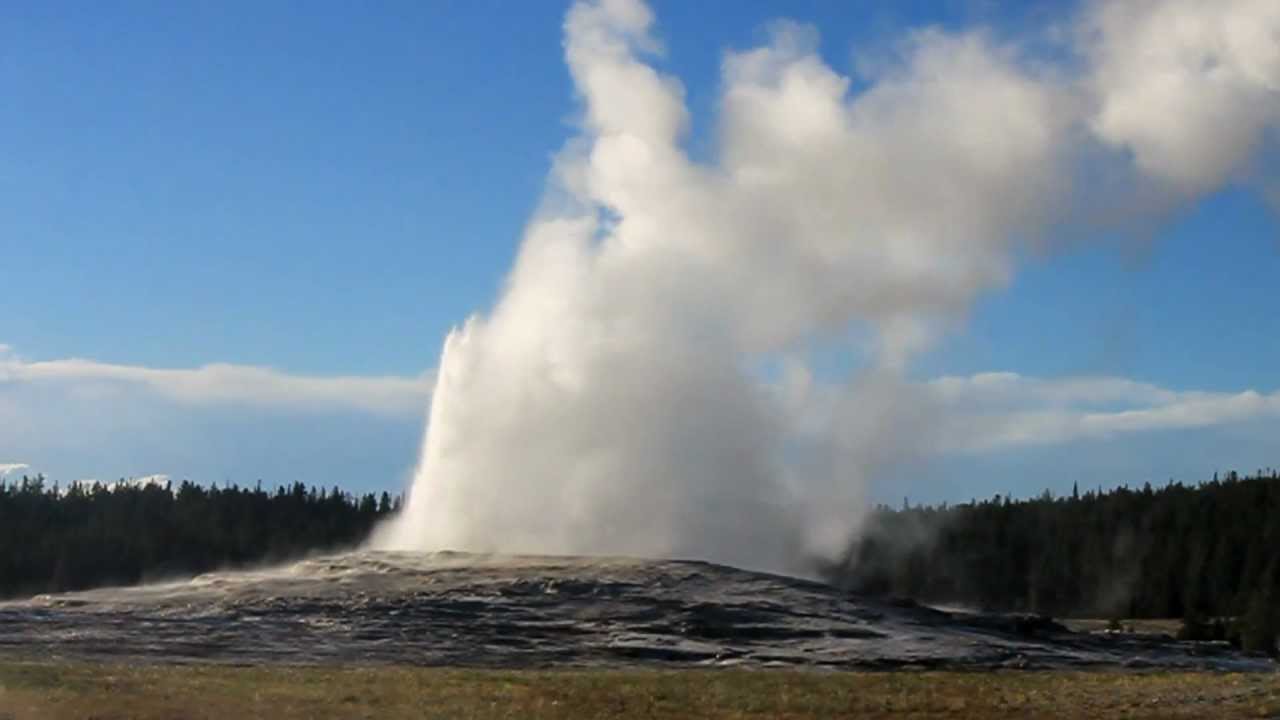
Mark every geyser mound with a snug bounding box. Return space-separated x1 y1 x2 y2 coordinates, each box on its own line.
1 550 1266 671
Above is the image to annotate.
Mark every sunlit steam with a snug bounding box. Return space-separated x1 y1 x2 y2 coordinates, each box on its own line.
372 0 1280 573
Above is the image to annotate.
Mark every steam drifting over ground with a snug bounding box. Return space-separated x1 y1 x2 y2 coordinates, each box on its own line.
3 550 1269 671
373 0 1280 573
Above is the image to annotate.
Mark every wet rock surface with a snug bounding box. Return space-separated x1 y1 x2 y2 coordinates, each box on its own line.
0 551 1270 670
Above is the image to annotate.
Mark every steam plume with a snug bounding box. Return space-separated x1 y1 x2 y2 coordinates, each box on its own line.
372 0 1280 573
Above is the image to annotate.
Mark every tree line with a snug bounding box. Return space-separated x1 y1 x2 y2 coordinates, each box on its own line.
0 476 399 599
822 469 1280 652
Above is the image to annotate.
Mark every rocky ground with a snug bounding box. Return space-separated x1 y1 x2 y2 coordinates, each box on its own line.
0 550 1269 671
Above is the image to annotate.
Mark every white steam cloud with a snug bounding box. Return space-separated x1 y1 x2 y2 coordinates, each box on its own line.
373 0 1280 572
1086 0 1280 196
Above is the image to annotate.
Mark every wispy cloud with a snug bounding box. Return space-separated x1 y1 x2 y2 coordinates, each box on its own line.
3 347 1271 451
0 352 433 418
0 346 431 491
781 369 1280 464
2 342 1275 503
928 372 1179 408
926 373 1280 453
93 474 171 491
0 463 30 477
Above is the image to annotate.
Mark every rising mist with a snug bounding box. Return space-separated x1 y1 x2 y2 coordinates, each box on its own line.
372 0 1280 574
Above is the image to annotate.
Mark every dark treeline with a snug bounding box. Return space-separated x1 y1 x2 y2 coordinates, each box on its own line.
0 476 400 599
824 469 1280 650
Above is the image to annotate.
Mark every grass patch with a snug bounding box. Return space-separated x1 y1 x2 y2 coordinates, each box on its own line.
0 661 1278 719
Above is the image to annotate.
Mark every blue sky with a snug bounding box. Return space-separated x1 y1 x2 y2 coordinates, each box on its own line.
3 0 1084 375
2 0 1277 501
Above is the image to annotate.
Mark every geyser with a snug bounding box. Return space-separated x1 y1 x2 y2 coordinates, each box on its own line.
372 0 1280 573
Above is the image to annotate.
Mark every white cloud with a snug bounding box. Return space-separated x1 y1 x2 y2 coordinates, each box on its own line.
0 353 433 418
97 474 171 491
0 463 30 478
0 351 428 494
922 374 1280 452
52 475 172 496
928 372 1178 409
0 348 433 492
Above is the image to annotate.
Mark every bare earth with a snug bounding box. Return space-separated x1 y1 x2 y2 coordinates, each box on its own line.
2 663 1280 719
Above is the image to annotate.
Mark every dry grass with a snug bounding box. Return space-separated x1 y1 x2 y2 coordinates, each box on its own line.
1 661 1278 719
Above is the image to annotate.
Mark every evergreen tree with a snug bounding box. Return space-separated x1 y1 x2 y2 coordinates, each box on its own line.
0 477 399 599
826 469 1280 623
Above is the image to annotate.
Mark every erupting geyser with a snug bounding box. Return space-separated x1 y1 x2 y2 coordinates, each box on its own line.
372 0 1280 574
